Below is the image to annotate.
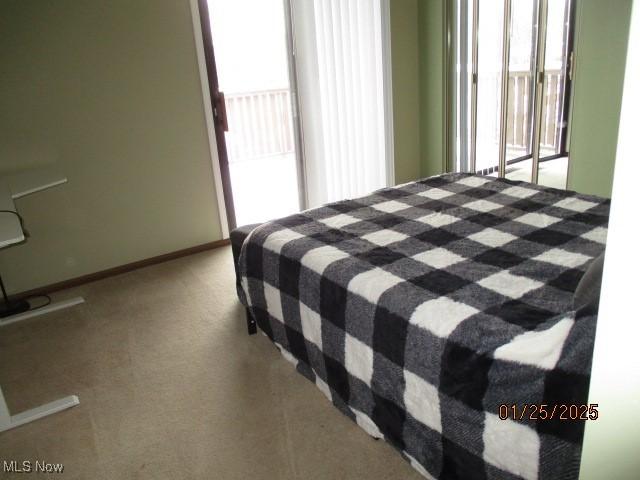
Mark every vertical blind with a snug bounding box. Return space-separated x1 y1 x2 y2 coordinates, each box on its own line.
293 0 391 208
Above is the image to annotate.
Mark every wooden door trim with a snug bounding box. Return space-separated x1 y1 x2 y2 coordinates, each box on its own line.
194 0 237 232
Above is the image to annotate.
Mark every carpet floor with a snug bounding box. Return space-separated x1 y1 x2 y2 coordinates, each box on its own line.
0 246 422 479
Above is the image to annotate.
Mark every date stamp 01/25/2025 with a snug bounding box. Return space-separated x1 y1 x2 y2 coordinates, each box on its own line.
499 403 599 421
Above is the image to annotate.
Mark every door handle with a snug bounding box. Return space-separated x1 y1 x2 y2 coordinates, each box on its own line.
567 51 575 81
215 91 229 132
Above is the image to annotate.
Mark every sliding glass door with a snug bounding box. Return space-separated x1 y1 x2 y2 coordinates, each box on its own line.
505 0 538 175
198 0 394 229
536 0 574 187
453 0 575 188
474 0 506 175
204 0 302 227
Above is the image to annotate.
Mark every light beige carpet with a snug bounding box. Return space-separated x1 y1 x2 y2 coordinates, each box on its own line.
0 246 422 479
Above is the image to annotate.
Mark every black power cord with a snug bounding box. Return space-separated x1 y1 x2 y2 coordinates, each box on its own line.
25 294 52 310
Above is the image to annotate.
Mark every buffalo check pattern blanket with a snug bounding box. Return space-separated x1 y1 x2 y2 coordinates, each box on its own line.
237 173 608 480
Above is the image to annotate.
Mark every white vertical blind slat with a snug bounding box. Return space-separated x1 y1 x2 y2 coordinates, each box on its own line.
338 0 356 196
329 0 349 198
347 0 364 195
355 0 369 194
313 0 333 199
373 0 386 185
363 1 377 191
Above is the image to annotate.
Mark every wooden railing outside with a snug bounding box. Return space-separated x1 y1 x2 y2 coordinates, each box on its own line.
224 73 565 165
506 68 564 157
223 89 295 163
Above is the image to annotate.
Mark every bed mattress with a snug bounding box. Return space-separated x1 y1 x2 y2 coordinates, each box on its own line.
237 173 609 480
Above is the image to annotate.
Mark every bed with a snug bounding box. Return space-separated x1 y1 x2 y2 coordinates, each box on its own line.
235 173 608 480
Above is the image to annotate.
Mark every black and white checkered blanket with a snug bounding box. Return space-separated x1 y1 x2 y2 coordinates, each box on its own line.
237 173 608 480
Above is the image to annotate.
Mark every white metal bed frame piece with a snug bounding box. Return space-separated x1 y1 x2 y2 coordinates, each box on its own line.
0 167 83 432
0 387 79 433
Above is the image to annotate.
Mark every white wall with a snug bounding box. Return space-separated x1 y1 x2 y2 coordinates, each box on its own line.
0 0 223 293
579 0 640 477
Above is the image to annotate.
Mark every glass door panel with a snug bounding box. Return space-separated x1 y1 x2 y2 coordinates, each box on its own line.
454 0 474 173
536 0 572 188
505 0 539 182
474 0 505 175
207 0 301 226
455 0 574 189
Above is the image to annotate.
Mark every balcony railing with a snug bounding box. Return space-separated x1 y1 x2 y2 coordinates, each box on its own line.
224 88 295 163
224 72 564 167
506 68 564 157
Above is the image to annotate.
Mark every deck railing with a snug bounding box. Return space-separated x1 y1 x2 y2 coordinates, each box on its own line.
225 72 564 165
506 68 564 157
223 89 295 163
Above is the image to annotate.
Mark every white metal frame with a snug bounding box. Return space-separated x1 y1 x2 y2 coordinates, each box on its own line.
497 0 513 178
0 386 79 433
189 0 230 239
380 0 395 187
470 0 479 173
0 297 85 327
0 297 84 432
284 0 309 211
289 0 323 208
0 168 83 431
530 0 549 184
